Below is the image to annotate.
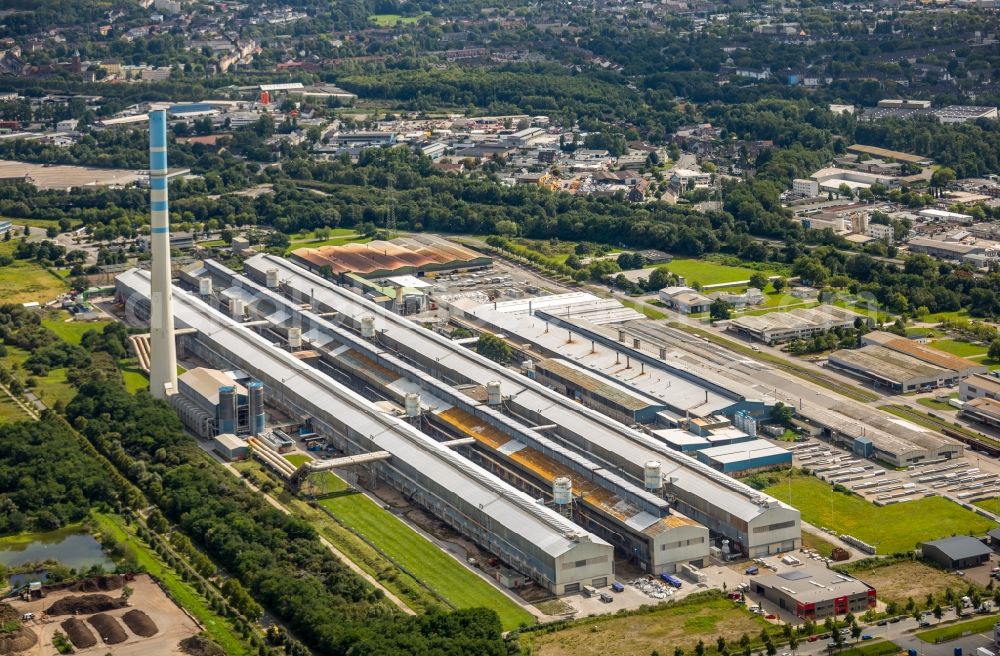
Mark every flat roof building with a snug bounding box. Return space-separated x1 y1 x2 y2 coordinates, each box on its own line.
960 373 1000 402
697 440 792 474
828 345 958 393
920 536 991 570
728 305 869 344
959 396 1000 429
752 567 876 619
534 357 667 425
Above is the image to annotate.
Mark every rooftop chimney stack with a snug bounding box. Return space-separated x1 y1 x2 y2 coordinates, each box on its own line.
148 109 178 398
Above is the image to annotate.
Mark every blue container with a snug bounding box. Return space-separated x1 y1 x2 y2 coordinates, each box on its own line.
954 648 962 656
908 650 917 656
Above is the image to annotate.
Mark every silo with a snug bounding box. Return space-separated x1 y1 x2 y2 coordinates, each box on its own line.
266 268 279 289
287 326 302 349
229 298 245 320
552 477 573 505
248 380 265 436
644 461 663 491
405 393 421 417
218 385 237 434
486 380 502 406
360 314 375 338
198 277 213 296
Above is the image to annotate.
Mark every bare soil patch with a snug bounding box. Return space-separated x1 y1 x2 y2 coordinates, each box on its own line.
121 609 157 637
180 634 227 656
0 603 36 655
59 618 96 649
46 593 125 615
67 574 124 593
848 560 970 605
87 613 128 644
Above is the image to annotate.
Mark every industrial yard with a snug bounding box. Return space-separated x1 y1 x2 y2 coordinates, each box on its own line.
0 160 143 190
6 574 199 656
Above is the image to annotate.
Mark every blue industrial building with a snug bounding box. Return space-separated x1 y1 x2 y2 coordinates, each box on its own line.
697 439 792 475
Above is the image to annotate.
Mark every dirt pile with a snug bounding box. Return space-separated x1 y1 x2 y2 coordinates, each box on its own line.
46 594 125 615
59 618 96 649
0 607 37 655
68 575 124 593
87 613 127 644
121 609 158 637
179 635 226 656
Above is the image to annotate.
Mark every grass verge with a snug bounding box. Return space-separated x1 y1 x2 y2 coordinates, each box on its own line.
916 614 1000 644
763 472 994 553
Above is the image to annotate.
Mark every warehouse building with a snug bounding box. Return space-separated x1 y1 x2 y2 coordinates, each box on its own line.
752 568 876 619
116 268 615 595
960 373 1000 402
212 433 248 461
291 234 492 282
827 345 958 393
960 397 1000 428
696 440 792 475
862 332 987 379
728 306 870 344
534 357 668 425
920 536 991 570
239 254 801 558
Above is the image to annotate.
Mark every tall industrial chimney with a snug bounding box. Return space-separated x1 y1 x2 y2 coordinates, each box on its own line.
148 109 178 398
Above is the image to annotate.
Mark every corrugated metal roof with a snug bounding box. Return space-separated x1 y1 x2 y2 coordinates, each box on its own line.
537 358 665 412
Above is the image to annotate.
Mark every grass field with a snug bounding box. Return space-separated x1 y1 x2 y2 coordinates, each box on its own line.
524 593 776 656
972 498 1000 516
619 298 667 320
923 309 971 323
41 311 110 344
662 258 776 287
801 530 837 558
2 345 76 410
763 473 994 553
92 512 251 656
120 361 148 394
368 12 428 25
916 614 1000 644
842 560 970 606
285 232 370 253
0 259 66 305
318 490 535 630
916 395 958 412
0 394 31 422
930 339 988 359
284 453 311 467
837 641 900 656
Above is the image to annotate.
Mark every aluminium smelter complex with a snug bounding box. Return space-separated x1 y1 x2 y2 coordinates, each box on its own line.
117 267 614 595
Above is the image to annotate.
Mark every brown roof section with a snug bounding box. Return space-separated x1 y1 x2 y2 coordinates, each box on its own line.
867 331 985 373
292 234 488 277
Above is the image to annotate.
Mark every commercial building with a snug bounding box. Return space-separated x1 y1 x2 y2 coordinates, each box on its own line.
116 267 615 595
239 254 801 557
728 305 869 344
846 144 931 166
534 358 667 425
696 440 791 475
658 286 712 314
861 332 987 379
792 178 820 197
920 536 992 570
827 345 957 393
960 373 1000 402
751 568 876 619
291 234 492 281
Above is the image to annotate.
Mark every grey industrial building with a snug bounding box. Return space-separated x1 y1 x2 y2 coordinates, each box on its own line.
235 254 801 558
827 345 958 393
534 357 667 425
919 536 992 570
752 568 876 619
116 267 615 595
171 367 266 438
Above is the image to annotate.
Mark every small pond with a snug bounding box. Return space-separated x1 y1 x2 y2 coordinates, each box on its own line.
0 526 115 584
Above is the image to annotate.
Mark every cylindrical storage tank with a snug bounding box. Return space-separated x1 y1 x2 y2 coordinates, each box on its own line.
553 476 573 505
248 380 265 436
360 314 375 338
287 326 302 348
486 380 502 406
644 460 663 490
266 268 279 289
405 392 421 418
747 419 757 438
218 385 237 435
229 298 244 320
199 277 212 296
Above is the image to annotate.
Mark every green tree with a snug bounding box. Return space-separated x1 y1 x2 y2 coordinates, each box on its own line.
475 333 511 365
749 272 769 290
933 604 943 622
988 339 1000 361
772 277 786 293
710 298 732 321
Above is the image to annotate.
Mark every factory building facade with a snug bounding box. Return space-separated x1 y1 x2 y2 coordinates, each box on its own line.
752 568 876 619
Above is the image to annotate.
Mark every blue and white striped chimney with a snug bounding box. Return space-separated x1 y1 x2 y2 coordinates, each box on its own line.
148 109 177 398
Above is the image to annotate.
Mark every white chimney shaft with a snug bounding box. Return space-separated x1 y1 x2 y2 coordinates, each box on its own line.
148 109 177 398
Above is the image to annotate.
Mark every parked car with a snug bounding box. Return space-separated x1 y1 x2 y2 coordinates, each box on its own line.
862 635 873 641
611 582 624 593
876 620 888 626
599 592 613 603
807 636 818 643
